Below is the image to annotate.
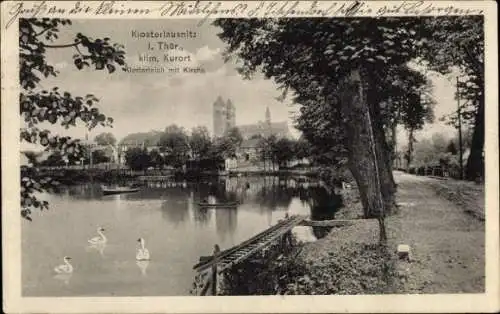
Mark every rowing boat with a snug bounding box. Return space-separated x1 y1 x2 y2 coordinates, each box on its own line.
197 201 239 208
101 185 140 195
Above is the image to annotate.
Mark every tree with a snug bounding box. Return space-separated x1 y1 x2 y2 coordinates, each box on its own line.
294 137 312 160
257 135 278 171
189 126 212 160
446 140 458 155
148 149 165 168
213 127 243 160
385 68 435 170
212 136 236 160
39 151 66 167
213 17 439 242
420 16 484 180
124 147 151 171
19 18 126 220
411 132 457 168
23 151 41 166
91 150 110 164
225 127 243 147
159 124 190 168
273 138 295 167
94 132 116 146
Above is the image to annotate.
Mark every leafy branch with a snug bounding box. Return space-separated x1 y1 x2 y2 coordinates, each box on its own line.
19 18 127 220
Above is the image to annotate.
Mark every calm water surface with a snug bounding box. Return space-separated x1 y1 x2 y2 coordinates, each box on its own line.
22 176 342 296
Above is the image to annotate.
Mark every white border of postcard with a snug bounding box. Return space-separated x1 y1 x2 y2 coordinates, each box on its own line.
2 1 499 313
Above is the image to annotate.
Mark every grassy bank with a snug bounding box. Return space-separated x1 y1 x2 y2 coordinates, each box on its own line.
218 172 485 296
217 220 399 295
424 178 485 221
217 185 399 295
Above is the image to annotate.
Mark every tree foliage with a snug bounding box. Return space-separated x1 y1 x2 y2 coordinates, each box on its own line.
212 127 243 159
273 138 296 166
213 17 438 223
124 147 151 171
213 17 436 160
257 135 278 162
159 125 190 168
189 126 212 159
19 18 127 220
91 149 111 164
94 132 117 146
419 16 484 180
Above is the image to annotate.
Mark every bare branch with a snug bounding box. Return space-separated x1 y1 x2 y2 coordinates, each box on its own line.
35 27 52 37
43 41 82 48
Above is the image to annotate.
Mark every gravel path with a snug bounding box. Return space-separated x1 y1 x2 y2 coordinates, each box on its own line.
387 171 485 293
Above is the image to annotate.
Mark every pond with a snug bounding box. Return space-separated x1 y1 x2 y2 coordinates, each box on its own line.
22 176 343 296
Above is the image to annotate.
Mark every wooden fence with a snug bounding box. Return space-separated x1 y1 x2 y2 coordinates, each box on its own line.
404 165 463 180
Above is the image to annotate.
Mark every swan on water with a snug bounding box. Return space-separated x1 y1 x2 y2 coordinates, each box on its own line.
136 238 150 261
88 227 107 245
54 256 73 274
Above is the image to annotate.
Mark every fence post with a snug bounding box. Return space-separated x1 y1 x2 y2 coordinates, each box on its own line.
211 244 220 296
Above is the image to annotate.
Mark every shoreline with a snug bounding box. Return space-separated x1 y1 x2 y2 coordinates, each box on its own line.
219 171 485 295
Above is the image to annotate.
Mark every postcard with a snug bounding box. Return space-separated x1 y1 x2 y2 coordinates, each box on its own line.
1 1 498 313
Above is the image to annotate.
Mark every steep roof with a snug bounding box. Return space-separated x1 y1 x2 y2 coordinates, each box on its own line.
238 121 290 139
213 96 226 108
120 130 163 145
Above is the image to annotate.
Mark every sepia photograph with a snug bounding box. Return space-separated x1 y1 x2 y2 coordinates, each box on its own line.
2 1 498 313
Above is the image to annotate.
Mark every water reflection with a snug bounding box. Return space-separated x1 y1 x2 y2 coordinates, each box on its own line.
53 273 72 285
161 199 189 225
193 207 211 225
23 175 344 296
136 260 149 276
215 208 238 240
86 242 106 256
308 187 343 239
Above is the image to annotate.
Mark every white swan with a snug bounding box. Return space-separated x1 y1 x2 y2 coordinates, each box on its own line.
88 227 107 245
54 256 73 274
136 238 150 261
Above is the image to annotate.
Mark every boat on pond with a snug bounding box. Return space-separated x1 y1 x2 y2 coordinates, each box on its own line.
101 185 140 195
197 201 239 208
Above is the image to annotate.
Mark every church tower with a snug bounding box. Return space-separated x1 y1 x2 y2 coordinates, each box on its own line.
226 99 236 131
213 96 226 137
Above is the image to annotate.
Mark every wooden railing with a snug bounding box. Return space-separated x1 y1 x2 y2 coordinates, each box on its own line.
193 215 306 295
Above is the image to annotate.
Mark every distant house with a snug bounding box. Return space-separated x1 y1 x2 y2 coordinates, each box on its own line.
237 138 261 162
224 157 238 171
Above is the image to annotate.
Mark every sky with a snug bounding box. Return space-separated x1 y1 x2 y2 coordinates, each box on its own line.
29 18 459 147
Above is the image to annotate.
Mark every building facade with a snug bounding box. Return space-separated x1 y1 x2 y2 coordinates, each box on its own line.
238 106 290 140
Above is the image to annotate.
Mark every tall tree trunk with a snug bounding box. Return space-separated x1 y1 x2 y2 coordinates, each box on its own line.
406 128 415 170
367 75 397 214
370 108 397 214
465 97 484 181
391 121 398 166
339 69 391 227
